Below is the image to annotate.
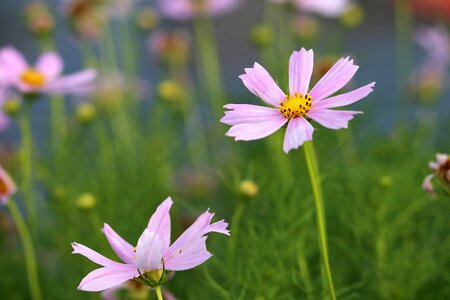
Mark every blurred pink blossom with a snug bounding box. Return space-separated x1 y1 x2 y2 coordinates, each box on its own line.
0 46 96 96
0 89 12 132
422 153 450 194
270 0 351 18
157 0 243 20
221 48 375 153
0 165 16 205
72 197 229 292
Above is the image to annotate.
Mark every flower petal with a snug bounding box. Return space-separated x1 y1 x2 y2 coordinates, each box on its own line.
221 104 282 126
35 52 63 81
289 48 314 96
309 57 359 102
283 117 314 153
72 242 121 267
163 210 229 271
135 229 163 272
239 62 286 107
77 265 139 292
0 46 28 77
422 174 434 194
225 114 288 141
147 197 173 253
307 108 362 130
102 224 135 265
42 69 97 95
312 82 375 109
163 236 212 271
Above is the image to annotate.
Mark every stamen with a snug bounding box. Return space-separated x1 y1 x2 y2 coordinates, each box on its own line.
280 93 312 118
20 69 46 87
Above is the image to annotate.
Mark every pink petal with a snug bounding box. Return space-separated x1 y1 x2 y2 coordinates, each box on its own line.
209 0 242 16
42 69 96 95
147 197 173 253
309 57 359 102
289 48 314 96
71 242 121 267
164 236 213 271
221 104 282 126
78 265 139 292
422 174 434 193
436 154 448 165
35 52 63 81
239 62 286 107
135 229 163 272
283 117 314 153
307 108 362 130
102 224 135 265
0 46 28 77
313 82 375 109
163 210 229 270
225 114 288 141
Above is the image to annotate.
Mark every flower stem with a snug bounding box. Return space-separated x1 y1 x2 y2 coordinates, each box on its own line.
155 286 163 300
19 101 35 225
193 15 224 119
7 199 42 300
303 141 336 300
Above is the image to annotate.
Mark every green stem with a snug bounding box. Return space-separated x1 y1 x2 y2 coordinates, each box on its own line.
155 286 163 300
303 141 336 300
8 199 42 300
19 101 35 225
227 201 245 269
193 15 224 119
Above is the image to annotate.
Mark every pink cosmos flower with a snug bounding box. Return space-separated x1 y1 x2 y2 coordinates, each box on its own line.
157 0 242 20
72 197 229 292
0 165 16 205
270 0 351 18
221 48 375 153
422 153 450 194
0 46 96 96
0 88 12 132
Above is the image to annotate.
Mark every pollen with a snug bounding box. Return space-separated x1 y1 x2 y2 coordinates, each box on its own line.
279 93 312 119
20 69 46 87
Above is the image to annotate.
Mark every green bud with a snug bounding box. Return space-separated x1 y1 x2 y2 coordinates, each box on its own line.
250 24 274 49
3 98 21 117
239 179 259 198
77 193 96 210
76 103 97 124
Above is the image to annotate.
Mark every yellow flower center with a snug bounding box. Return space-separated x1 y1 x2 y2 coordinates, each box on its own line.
279 93 312 118
20 69 46 87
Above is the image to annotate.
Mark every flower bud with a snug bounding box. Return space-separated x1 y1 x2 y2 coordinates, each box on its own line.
250 23 275 49
339 3 364 28
76 193 96 210
135 8 160 32
76 103 96 124
293 15 319 40
239 179 259 198
24 2 55 36
157 79 190 112
378 175 393 188
148 29 191 68
3 98 21 117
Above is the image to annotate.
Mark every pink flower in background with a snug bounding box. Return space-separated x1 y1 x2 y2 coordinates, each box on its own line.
221 48 375 153
270 0 351 17
0 165 16 205
422 153 450 194
0 88 12 132
72 197 230 292
0 46 96 96
157 0 243 20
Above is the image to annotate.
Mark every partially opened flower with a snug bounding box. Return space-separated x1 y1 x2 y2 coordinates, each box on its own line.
422 153 450 195
0 165 16 205
0 46 96 96
221 48 375 153
72 197 229 292
157 0 242 20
